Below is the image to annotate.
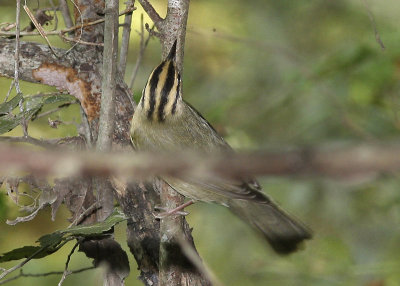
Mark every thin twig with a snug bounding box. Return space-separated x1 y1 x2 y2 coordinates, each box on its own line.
62 6 136 34
4 80 15 103
0 267 95 285
362 0 385 50
0 22 16 31
60 34 104 46
18 97 29 137
119 0 134 77
14 0 22 95
68 202 100 227
57 242 79 286
61 0 83 54
177 236 224 286
0 30 57 36
34 101 76 120
15 0 28 137
59 5 137 49
0 7 136 37
129 15 153 89
23 5 59 57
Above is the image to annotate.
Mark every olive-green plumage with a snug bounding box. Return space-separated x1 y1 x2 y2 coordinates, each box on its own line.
130 42 312 254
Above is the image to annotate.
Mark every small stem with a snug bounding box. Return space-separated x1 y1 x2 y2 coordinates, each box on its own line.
0 7 136 37
34 101 75 120
59 0 73 31
129 15 153 89
14 0 22 94
57 242 79 286
119 1 135 77
4 80 15 103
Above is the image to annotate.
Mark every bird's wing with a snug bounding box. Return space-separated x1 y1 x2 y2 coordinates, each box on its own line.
183 103 271 203
189 177 271 203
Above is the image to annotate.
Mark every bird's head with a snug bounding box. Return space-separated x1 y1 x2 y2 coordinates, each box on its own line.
139 41 182 122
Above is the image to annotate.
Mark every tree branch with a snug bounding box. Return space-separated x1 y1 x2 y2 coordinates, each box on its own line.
95 0 118 221
137 0 163 30
0 7 136 38
160 0 190 71
0 143 399 180
14 0 22 94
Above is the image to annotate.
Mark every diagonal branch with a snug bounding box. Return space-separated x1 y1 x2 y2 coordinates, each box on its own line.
137 0 163 30
129 14 153 89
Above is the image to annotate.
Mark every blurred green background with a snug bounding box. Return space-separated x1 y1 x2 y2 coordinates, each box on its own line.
1 0 400 285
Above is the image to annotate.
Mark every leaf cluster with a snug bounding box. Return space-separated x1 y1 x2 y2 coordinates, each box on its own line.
0 209 126 263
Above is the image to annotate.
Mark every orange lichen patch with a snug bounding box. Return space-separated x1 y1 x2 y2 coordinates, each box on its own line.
93 0 105 8
32 62 100 121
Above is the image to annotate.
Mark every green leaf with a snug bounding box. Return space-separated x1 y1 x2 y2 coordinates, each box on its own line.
0 115 20 134
0 94 75 134
0 93 23 116
37 232 64 248
41 94 75 105
61 209 126 237
0 106 43 135
0 209 126 262
0 246 54 262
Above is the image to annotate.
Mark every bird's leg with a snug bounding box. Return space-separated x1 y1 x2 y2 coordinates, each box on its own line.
154 200 195 219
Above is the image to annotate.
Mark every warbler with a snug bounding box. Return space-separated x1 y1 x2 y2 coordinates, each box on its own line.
130 41 312 254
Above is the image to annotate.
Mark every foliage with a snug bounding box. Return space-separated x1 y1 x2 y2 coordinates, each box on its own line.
0 93 75 135
0 209 126 263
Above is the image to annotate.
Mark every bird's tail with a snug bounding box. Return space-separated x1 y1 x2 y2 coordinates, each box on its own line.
227 199 312 254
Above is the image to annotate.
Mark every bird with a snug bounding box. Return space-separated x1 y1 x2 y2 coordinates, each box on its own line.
130 41 312 254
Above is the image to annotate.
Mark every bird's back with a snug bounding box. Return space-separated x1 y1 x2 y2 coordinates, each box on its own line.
131 101 229 154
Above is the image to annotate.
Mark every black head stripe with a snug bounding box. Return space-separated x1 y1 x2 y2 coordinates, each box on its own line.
141 79 148 109
158 61 176 121
167 40 178 61
171 74 181 115
147 62 165 119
